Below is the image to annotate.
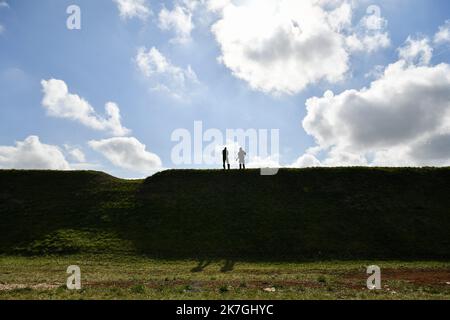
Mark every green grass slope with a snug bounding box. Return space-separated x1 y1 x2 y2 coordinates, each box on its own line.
0 168 449 260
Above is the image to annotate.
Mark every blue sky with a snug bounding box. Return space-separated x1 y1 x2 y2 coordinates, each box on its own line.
1 0 450 178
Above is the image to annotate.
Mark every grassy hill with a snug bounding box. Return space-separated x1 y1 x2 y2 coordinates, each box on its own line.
0 168 449 260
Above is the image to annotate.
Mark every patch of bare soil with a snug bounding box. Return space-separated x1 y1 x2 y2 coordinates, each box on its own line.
342 268 450 288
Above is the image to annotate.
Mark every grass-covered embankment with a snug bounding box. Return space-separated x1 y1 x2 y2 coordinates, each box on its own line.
0 168 449 260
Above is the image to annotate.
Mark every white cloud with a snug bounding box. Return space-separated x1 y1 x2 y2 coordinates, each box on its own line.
345 5 390 53
64 145 86 163
291 153 322 168
364 64 385 79
113 0 151 20
210 0 390 95
323 148 369 167
247 155 280 169
0 136 71 170
360 7 386 30
398 36 433 66
159 4 194 44
41 79 130 137
135 46 199 99
206 0 230 13
0 24 4 34
346 32 390 53
300 59 450 167
211 0 349 95
434 20 450 44
89 137 162 175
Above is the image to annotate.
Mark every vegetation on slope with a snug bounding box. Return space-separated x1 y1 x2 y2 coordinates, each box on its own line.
0 168 449 260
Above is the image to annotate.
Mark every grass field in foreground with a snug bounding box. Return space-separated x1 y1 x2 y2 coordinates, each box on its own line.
0 255 449 300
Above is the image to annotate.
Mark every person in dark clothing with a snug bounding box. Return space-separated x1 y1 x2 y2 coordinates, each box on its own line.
222 147 230 170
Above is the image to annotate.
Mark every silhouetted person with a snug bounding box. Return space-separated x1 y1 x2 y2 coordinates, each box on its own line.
237 147 247 169
222 147 230 170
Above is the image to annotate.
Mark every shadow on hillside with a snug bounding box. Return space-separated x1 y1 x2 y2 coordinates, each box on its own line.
122 169 450 262
126 172 258 260
3 169 450 261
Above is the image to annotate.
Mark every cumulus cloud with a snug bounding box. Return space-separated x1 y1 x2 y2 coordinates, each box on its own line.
0 136 71 170
64 145 86 163
88 137 162 175
206 0 230 13
291 153 322 168
135 46 199 99
159 3 194 44
211 0 349 95
113 0 151 20
346 5 390 53
346 32 390 53
244 155 279 169
434 20 450 44
398 36 433 66
364 64 385 79
299 59 450 167
210 0 390 95
41 79 130 137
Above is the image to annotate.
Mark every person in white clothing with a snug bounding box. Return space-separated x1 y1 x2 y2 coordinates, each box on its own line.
237 147 247 170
